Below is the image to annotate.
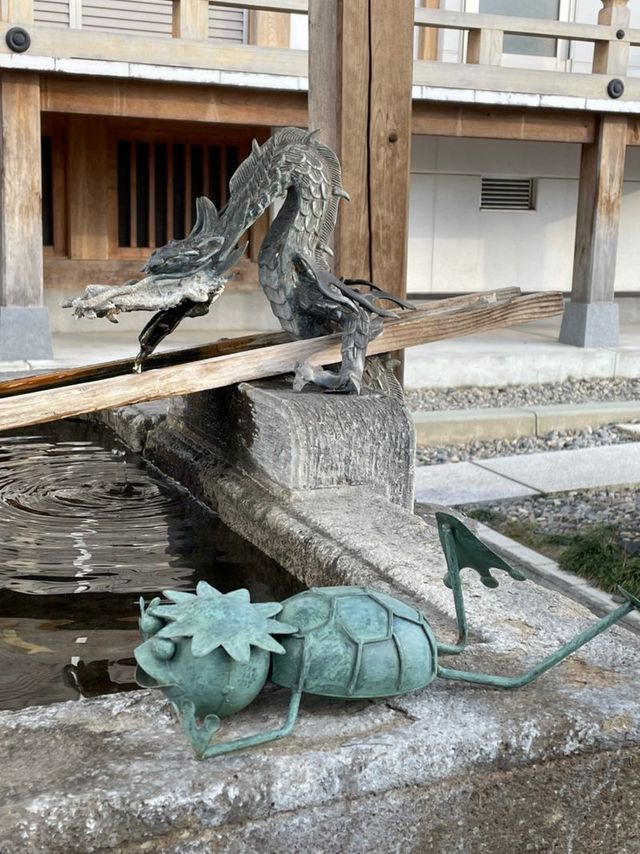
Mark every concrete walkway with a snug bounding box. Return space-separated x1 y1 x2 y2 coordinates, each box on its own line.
414 442 640 506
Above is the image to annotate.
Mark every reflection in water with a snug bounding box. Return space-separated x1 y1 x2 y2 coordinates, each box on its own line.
0 419 302 711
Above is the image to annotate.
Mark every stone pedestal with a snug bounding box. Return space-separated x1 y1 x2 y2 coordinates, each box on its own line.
559 301 619 348
161 378 416 509
0 307 52 360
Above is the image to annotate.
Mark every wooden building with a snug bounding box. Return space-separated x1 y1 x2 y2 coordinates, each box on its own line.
0 0 637 357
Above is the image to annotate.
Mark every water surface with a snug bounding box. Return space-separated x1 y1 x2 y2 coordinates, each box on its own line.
0 419 301 710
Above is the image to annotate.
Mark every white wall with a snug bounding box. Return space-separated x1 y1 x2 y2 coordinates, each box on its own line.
408 135 640 294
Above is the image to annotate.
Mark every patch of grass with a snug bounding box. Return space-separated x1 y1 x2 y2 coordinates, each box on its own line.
468 508 570 562
468 511 640 599
558 525 640 599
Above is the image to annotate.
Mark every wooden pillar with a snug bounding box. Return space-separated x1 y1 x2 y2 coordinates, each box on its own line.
67 115 109 260
172 0 209 40
0 71 43 307
308 0 413 298
560 0 629 348
0 70 52 358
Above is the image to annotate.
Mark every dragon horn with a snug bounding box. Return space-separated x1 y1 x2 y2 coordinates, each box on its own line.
305 129 321 143
333 187 351 201
252 138 261 155
190 197 219 239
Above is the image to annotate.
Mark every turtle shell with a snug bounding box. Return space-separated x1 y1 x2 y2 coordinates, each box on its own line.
271 587 438 699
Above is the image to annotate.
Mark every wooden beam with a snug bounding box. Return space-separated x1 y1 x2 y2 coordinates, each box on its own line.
569 114 628 305
0 71 43 307
67 116 110 260
173 0 209 40
210 0 307 12
40 76 307 128
0 291 563 430
0 23 306 78
412 61 640 103
412 102 597 143
0 289 523 399
308 0 370 280
413 7 614 43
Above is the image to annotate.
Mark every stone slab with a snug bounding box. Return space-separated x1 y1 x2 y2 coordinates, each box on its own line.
617 422 640 437
476 443 640 493
413 407 536 444
0 306 52 360
531 400 640 434
414 461 539 506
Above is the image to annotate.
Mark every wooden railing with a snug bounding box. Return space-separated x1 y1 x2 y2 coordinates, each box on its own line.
3 1 640 110
413 1 640 109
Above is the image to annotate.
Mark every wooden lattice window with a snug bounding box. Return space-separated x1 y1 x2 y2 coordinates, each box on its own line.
40 120 67 255
116 139 241 250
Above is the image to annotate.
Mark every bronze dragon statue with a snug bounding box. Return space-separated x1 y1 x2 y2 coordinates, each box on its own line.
64 127 414 393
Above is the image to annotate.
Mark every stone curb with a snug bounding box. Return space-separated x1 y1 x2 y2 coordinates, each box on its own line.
412 400 640 444
477 522 640 636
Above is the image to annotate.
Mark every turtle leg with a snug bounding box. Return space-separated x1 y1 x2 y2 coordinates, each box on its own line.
197 690 303 759
437 593 637 689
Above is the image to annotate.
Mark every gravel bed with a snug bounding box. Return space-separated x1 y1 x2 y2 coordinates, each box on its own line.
465 486 638 545
415 424 635 466
406 377 640 412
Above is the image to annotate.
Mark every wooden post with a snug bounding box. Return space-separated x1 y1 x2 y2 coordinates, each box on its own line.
172 0 209 40
560 114 628 347
593 0 630 76
466 29 504 66
0 71 52 358
308 0 371 281
560 0 629 348
0 0 33 23
67 116 109 260
0 72 43 307
417 0 439 62
308 0 413 378
249 10 290 47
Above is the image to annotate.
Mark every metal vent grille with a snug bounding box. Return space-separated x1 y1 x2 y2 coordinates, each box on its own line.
481 177 535 211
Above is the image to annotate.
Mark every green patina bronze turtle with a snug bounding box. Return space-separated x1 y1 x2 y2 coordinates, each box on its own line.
134 512 639 759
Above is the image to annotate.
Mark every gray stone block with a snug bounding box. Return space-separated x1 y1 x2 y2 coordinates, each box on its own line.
165 379 416 509
559 300 619 348
0 306 53 360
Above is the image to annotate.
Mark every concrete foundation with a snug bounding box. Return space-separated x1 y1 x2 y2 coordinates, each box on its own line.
559 300 620 348
0 306 53 360
1 386 640 853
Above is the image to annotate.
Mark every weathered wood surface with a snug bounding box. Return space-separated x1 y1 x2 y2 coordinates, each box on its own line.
40 78 307 129
412 103 596 144
571 115 628 304
68 116 109 261
308 0 370 279
0 290 564 431
0 71 43 307
0 24 307 77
